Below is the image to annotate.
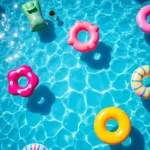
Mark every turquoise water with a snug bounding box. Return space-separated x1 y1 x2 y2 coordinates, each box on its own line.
1 0 150 149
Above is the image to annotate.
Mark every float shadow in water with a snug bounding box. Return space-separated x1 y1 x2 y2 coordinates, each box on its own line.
80 42 112 70
135 0 148 3
141 83 150 111
142 97 150 112
26 85 56 115
110 126 145 150
144 33 150 45
56 17 64 26
0 6 5 19
38 20 56 43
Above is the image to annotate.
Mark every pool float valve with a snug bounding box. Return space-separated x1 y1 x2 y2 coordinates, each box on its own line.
22 0 48 32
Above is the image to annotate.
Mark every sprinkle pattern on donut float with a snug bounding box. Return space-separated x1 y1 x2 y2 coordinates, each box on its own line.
8 65 39 97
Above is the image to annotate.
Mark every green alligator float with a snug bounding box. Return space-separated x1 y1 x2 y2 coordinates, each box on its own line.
22 0 48 32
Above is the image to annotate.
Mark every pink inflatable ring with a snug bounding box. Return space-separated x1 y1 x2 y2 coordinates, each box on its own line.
136 5 150 33
68 21 99 52
8 65 39 97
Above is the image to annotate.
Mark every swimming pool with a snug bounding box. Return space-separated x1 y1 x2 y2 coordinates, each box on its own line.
1 0 150 149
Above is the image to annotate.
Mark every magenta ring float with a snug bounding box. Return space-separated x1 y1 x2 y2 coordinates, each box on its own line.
8 65 39 97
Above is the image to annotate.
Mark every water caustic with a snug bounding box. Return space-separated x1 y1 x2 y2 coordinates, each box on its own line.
0 0 150 149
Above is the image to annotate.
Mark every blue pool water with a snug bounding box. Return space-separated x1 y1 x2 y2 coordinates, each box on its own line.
1 0 150 149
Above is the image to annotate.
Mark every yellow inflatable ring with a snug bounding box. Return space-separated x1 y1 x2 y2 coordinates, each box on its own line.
94 107 131 145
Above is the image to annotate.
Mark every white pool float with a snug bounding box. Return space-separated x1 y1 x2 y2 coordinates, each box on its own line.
22 143 48 150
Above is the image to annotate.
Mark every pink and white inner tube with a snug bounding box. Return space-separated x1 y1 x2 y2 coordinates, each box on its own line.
68 21 99 52
8 65 39 97
136 5 150 34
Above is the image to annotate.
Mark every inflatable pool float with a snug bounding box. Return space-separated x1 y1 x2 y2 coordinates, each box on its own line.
131 65 150 98
22 0 48 32
94 107 131 145
68 21 99 52
8 65 39 97
22 143 48 150
136 5 150 33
